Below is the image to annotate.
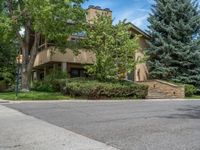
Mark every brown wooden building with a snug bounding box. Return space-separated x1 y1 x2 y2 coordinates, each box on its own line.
32 6 150 82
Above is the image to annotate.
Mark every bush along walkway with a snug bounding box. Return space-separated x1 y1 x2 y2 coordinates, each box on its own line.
62 78 148 100
0 79 148 101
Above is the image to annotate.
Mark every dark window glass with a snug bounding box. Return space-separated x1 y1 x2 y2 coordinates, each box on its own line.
71 69 79 78
70 68 87 78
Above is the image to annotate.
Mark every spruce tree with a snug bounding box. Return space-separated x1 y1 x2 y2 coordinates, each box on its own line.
147 0 200 87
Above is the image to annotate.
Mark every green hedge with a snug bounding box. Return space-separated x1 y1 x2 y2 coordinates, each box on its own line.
32 79 66 92
32 71 67 92
185 84 197 97
0 80 7 92
62 78 148 99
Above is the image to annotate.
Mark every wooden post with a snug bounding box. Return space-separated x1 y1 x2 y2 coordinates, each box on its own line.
53 64 58 72
45 38 47 48
44 66 47 77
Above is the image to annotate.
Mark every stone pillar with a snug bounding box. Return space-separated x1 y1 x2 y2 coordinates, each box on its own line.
62 62 67 72
35 70 40 80
125 72 128 80
33 71 37 80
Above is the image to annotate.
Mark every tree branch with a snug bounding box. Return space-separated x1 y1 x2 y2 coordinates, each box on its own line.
7 0 26 50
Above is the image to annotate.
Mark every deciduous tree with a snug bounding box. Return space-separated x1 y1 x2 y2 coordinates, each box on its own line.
0 0 85 90
83 15 140 81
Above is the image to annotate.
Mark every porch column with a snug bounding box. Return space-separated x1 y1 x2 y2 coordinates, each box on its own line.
44 66 47 77
61 62 67 72
33 70 39 80
53 64 57 72
125 72 128 80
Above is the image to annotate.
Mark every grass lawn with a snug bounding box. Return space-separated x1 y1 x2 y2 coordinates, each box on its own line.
187 95 200 99
0 91 71 100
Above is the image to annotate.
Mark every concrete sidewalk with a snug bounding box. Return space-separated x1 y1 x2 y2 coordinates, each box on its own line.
0 99 9 103
0 105 119 150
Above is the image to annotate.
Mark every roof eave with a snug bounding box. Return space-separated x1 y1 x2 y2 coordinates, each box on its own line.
126 22 150 39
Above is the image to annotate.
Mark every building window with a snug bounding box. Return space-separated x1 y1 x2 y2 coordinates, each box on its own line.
127 71 134 81
71 37 77 42
130 33 135 39
70 68 87 78
71 69 79 77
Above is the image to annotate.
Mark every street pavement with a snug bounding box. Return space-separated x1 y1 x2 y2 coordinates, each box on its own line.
2 100 200 150
0 105 119 150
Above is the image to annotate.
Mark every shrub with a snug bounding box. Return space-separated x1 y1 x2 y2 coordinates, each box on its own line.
0 80 7 92
32 71 67 92
185 84 197 97
62 78 148 99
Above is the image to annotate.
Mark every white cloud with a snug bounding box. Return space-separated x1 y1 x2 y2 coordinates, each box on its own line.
136 8 149 13
116 9 134 21
146 0 154 4
114 7 149 29
131 15 149 27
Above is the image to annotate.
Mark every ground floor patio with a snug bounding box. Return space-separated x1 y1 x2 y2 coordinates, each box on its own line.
32 62 89 80
32 61 147 82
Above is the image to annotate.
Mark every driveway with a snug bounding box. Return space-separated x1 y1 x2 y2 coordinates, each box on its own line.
3 100 200 150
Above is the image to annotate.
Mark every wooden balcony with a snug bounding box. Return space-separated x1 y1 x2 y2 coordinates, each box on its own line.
34 47 96 67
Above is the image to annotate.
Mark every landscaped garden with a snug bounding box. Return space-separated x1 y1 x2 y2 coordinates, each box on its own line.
1 0 200 100
0 78 148 100
31 73 149 100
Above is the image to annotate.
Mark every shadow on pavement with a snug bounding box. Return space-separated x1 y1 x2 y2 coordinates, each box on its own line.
159 105 200 119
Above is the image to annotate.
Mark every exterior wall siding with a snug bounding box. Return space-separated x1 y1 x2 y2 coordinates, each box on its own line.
34 48 95 67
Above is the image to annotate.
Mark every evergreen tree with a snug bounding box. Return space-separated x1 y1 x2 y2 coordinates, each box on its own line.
147 0 200 87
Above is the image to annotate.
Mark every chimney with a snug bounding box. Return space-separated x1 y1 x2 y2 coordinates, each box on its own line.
86 6 112 23
88 5 95 9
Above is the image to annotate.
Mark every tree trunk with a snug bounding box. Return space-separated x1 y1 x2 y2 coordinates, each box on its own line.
7 0 40 91
21 33 40 91
21 72 29 91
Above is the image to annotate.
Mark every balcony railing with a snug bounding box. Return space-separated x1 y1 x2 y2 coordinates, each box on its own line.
34 47 96 67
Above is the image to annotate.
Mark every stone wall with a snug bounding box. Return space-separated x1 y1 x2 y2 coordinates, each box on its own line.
137 80 185 99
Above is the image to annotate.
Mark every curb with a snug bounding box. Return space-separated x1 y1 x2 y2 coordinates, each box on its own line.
4 99 188 104
0 99 9 104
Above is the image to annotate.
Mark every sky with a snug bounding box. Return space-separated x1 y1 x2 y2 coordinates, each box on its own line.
82 0 200 32
82 0 154 32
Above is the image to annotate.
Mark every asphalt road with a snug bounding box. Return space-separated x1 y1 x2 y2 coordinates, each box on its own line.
0 105 118 150
4 100 200 150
